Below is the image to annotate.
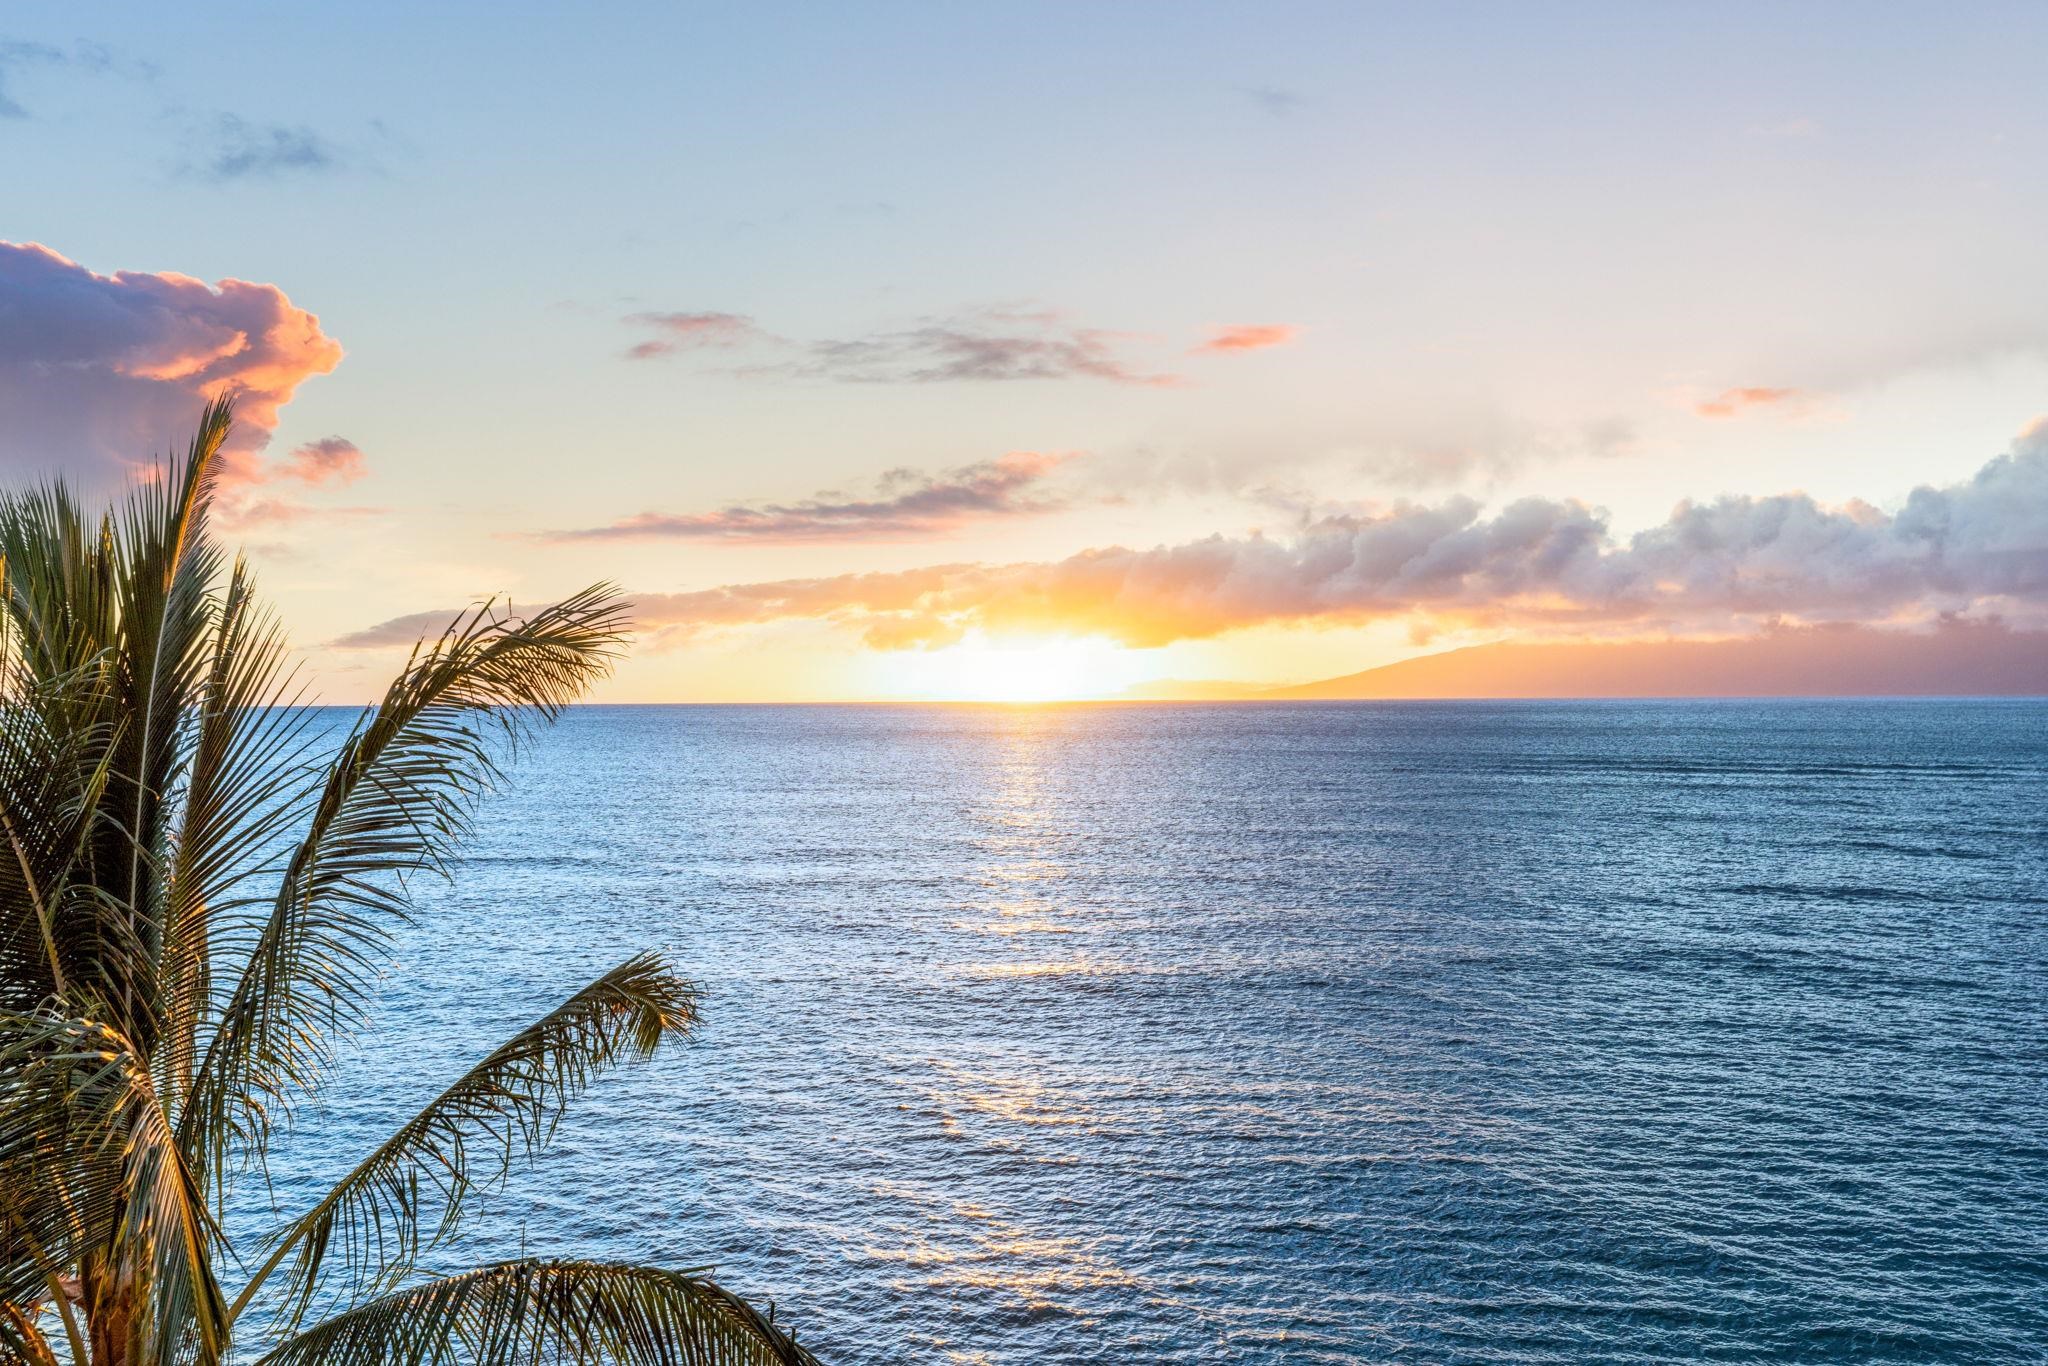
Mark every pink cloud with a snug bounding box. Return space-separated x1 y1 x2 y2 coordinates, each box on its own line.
274 435 366 485
1694 386 1804 419
0 241 343 482
210 435 373 529
219 498 384 531
1193 324 1296 355
623 311 764 359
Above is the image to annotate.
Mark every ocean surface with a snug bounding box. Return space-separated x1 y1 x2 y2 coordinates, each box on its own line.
249 701 2048 1363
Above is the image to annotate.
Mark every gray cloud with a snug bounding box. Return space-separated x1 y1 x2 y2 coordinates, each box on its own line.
185 114 342 181
623 306 1179 387
330 608 479 650
793 322 1177 387
0 41 354 182
545 451 1071 542
0 39 119 119
1243 85 1307 116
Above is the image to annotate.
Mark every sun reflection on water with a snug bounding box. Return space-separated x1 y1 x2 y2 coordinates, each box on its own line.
857 1186 1152 1327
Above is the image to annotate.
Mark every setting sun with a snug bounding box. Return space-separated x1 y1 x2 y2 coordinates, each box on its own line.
888 634 1146 702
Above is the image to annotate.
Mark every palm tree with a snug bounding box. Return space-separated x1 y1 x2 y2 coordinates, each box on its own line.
0 400 820 1365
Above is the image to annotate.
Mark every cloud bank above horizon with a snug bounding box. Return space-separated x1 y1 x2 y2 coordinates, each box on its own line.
336 423 2048 654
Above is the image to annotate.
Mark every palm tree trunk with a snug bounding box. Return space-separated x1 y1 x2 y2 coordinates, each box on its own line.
81 1256 138 1366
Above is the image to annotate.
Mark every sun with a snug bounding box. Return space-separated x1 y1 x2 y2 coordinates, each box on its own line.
892 635 1142 702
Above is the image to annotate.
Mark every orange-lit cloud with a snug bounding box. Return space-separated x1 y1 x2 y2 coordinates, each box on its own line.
338 426 2048 656
546 450 1072 542
636 425 2046 649
1193 324 1296 354
335 423 2048 656
1694 386 1804 419
0 241 343 481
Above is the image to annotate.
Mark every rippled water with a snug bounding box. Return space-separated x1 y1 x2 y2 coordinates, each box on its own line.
251 701 2048 1362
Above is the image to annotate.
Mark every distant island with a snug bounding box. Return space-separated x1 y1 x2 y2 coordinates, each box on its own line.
1125 624 2048 700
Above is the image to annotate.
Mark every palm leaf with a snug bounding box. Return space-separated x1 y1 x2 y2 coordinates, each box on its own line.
0 404 823 1362
104 397 234 1041
154 556 319 1115
245 955 699 1328
183 587 629 1185
0 668 121 1013
0 493 128 1021
255 1260 819 1366
0 482 117 689
0 1301 59 1366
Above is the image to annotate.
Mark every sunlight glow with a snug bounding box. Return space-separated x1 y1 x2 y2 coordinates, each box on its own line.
889 634 1146 702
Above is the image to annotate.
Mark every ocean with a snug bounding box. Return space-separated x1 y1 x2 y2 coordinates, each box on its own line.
248 701 2048 1362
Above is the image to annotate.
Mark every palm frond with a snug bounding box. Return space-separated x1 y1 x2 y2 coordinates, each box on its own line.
0 491 131 1025
0 1301 59 1366
0 669 121 1013
255 1260 819 1366
0 406 823 1362
155 556 318 1115
247 955 698 1328
0 399 232 1055
0 482 116 689
184 587 628 1182
106 398 235 1013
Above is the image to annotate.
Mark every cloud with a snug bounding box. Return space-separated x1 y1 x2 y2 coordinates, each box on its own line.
1694 386 1804 419
0 241 343 482
1243 85 1307 116
329 607 476 649
578 423 2048 650
219 498 383 531
201 435 371 532
546 450 1071 542
622 311 764 359
273 436 365 485
186 114 341 181
0 39 118 119
799 322 1178 386
1193 324 1296 355
0 44 353 178
0 40 66 118
623 306 1179 387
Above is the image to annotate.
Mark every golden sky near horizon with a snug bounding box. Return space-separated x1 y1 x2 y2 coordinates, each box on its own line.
5 6 2048 701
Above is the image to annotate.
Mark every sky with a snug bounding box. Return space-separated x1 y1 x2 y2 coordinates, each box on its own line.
3 1 2046 701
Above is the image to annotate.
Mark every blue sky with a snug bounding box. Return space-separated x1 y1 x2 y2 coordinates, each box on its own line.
5 2 2046 698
